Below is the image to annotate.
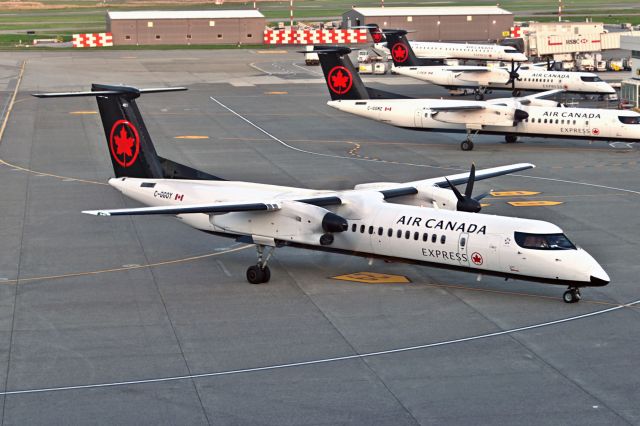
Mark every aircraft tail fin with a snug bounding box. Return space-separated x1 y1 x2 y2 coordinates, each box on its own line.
313 46 371 101
33 85 223 180
383 30 443 67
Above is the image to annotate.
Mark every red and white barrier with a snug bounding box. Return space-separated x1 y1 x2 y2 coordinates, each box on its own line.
509 26 522 38
72 33 113 48
263 29 367 45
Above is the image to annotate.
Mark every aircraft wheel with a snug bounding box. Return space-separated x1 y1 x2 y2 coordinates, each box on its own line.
262 266 271 283
563 288 581 303
461 140 474 151
505 135 518 144
246 265 265 284
512 90 522 97
475 93 484 101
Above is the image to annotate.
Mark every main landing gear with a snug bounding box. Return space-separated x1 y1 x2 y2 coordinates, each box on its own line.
505 135 519 144
474 88 491 101
563 287 582 303
246 244 274 284
461 129 480 151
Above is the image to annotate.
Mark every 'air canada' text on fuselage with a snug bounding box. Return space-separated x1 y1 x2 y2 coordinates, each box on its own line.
396 216 487 234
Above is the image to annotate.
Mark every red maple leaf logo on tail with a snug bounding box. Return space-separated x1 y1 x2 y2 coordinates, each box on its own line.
114 126 134 157
109 120 140 168
327 66 353 95
392 44 408 62
372 31 383 43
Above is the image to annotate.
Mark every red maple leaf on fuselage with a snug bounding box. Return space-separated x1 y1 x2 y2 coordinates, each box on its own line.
114 126 134 157
331 70 350 91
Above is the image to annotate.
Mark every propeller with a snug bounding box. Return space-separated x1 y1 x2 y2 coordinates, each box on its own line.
444 164 491 213
506 60 521 90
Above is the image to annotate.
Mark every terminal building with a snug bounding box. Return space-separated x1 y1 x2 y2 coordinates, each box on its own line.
342 6 513 42
621 35 640 109
106 10 266 46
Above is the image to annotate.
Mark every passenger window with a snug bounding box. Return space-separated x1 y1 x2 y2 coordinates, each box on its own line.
377 227 383 236
368 226 374 235
441 235 446 244
405 230 410 239
360 225 365 233
432 234 437 243
388 228 393 237
351 223 356 232
414 232 419 240
423 233 428 242
397 230 402 238
555 119 559 124
544 119 547 124
573 120 576 125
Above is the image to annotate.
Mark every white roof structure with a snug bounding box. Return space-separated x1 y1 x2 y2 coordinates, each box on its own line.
107 10 265 20
350 6 512 17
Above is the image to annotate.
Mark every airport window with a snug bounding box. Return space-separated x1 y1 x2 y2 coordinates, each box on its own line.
209 20 216 27
125 35 131 40
186 34 192 39
514 232 576 250
407 16 413 22
217 34 223 39
351 224 356 232
467 15 472 21
378 227 383 236
423 233 428 242
147 21 154 28
414 232 419 241
368 226 374 235
460 237 466 247
155 35 161 40
397 230 403 238
441 235 446 244
247 34 253 38
618 116 640 124
388 228 393 237
360 225 365 233
432 234 437 243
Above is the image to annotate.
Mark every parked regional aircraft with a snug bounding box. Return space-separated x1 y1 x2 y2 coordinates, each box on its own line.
365 24 528 63
34 85 609 302
384 30 616 100
313 46 639 150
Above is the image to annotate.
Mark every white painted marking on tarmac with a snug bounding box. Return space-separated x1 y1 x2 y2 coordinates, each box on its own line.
0 299 637 396
122 264 141 268
608 142 634 149
291 62 322 76
216 260 232 277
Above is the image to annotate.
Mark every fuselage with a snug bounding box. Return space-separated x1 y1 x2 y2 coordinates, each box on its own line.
376 41 528 62
327 98 640 142
107 177 609 288
394 65 616 94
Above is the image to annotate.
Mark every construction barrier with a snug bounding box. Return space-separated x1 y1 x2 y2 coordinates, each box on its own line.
72 33 113 48
263 29 367 45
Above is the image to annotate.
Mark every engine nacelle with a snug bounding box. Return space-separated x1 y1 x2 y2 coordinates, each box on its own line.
433 104 525 127
210 200 347 246
385 185 459 211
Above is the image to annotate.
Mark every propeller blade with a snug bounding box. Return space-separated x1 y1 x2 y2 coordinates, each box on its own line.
473 191 492 201
464 164 475 199
444 177 464 202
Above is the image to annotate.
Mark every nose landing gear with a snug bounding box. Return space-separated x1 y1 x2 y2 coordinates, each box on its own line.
563 287 582 303
246 244 274 284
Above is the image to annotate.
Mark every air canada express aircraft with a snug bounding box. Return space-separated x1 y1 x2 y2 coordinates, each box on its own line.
313 46 640 150
34 85 609 303
365 24 528 63
384 30 616 100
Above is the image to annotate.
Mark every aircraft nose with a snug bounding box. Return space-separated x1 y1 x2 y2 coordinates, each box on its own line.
590 265 610 286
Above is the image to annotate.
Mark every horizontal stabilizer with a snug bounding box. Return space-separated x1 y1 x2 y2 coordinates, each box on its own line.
33 85 187 98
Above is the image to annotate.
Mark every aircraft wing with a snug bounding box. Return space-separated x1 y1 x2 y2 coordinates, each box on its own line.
83 194 343 216
445 66 491 72
514 89 565 105
377 163 535 200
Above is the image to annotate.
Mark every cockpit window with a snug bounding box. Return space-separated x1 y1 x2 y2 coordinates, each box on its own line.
580 76 602 82
514 232 576 250
618 116 640 124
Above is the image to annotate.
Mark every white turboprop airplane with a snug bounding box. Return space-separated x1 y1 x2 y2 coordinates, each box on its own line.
313 46 640 150
365 24 528 63
384 30 616 100
34 84 609 303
